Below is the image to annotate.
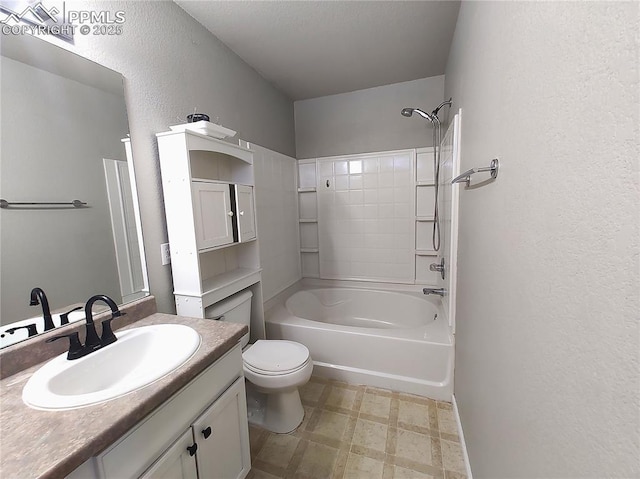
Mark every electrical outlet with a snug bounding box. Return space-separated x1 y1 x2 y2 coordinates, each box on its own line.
161 243 171 265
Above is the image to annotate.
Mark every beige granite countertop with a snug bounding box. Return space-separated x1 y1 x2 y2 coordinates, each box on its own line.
0 313 247 479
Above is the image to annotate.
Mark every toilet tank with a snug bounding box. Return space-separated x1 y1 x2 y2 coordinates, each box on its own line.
206 290 253 348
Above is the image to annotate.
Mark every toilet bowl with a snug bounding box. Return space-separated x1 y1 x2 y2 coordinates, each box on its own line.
207 290 313 434
243 340 313 433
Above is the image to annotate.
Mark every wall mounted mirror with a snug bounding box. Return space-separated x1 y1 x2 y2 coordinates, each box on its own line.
0 33 148 348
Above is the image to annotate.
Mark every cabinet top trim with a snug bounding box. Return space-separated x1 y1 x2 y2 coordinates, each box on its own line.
157 130 253 164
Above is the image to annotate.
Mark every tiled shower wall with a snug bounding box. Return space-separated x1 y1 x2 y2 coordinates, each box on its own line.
315 151 416 283
252 144 301 301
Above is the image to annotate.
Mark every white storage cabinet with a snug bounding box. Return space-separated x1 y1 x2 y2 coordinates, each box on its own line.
156 130 265 340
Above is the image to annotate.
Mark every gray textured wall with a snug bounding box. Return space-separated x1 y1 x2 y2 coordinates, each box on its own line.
294 76 445 159
445 2 639 476
47 1 296 313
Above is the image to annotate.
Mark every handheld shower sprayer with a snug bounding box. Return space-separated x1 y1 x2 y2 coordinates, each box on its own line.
400 98 453 252
400 107 437 123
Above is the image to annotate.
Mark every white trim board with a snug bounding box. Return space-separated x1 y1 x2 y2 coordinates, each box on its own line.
452 395 473 479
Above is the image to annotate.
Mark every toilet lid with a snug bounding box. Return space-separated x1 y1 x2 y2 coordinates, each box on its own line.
243 340 310 375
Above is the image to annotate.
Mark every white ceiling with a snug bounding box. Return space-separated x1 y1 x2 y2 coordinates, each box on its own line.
175 1 461 101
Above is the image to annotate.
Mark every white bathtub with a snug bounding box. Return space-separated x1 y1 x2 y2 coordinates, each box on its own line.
265 284 454 400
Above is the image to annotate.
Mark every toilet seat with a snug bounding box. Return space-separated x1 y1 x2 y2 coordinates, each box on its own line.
243 340 310 376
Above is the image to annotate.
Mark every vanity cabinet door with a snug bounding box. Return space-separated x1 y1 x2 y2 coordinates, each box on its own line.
192 378 251 479
139 430 198 479
235 185 256 243
192 181 234 250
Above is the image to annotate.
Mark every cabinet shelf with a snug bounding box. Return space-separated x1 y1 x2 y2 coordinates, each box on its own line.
173 267 263 308
298 219 318 223
196 237 257 255
191 177 252 187
300 248 319 253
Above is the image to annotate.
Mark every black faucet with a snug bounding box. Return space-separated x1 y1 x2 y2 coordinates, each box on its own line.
30 287 55 332
47 295 125 360
84 294 124 348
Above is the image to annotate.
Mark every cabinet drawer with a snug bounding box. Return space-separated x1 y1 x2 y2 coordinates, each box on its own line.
97 345 242 479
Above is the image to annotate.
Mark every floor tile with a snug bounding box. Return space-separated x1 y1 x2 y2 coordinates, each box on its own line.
394 429 433 465
441 440 466 473
398 400 430 429
257 434 300 467
445 470 468 479
360 391 392 419
326 386 357 411
393 465 436 478
300 381 326 405
248 377 465 479
295 441 339 479
247 469 282 479
312 410 350 441
297 405 314 432
352 418 388 453
437 408 458 437
343 453 385 479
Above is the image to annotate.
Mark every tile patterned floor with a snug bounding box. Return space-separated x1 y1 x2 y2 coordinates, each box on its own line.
247 376 467 479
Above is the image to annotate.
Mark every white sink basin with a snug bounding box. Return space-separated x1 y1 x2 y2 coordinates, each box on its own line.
23 324 201 410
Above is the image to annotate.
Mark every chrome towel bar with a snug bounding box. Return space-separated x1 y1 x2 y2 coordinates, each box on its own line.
0 199 88 209
451 158 499 187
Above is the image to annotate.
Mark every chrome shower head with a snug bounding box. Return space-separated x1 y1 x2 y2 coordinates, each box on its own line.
400 107 436 123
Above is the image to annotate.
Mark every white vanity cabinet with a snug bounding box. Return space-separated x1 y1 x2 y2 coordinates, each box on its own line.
139 430 198 479
140 378 250 479
156 130 266 342
67 345 251 479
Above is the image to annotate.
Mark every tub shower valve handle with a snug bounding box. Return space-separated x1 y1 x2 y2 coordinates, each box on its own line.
429 258 445 280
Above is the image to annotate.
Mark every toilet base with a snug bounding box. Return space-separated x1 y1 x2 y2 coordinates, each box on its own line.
246 382 305 434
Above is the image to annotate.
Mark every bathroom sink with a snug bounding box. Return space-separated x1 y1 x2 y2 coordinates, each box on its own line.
22 324 201 410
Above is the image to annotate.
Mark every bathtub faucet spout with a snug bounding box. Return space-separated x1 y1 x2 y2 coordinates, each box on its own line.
423 288 446 297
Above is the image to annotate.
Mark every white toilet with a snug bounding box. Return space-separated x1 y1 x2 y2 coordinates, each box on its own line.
208 290 313 434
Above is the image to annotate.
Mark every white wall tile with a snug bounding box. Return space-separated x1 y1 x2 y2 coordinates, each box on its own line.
300 223 319 249
335 175 349 191
334 160 348 175
416 185 436 217
298 162 316 189
254 145 301 300
301 253 319 277
416 150 435 183
349 160 362 174
298 192 318 219
316 151 415 283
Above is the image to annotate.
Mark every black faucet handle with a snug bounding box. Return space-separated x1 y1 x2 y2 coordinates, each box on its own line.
46 332 84 360
100 312 125 346
60 306 83 325
5 324 39 338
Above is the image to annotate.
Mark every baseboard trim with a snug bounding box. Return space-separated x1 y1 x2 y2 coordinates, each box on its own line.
452 395 473 479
